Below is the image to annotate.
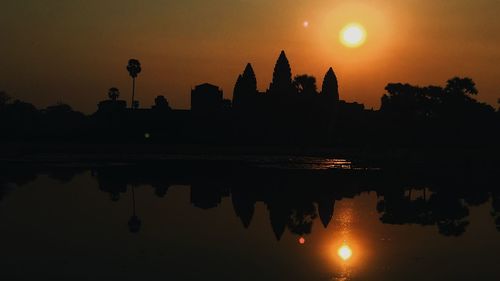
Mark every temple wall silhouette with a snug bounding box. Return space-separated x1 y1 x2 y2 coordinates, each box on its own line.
89 50 374 145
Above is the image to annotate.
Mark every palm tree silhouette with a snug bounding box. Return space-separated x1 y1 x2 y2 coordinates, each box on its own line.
126 59 142 109
108 87 120 101
128 185 141 233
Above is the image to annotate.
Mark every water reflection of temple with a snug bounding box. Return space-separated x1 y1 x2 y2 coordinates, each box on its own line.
92 164 361 238
87 162 500 239
1 162 499 239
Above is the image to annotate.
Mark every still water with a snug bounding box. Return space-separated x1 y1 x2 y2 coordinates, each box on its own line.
0 159 499 280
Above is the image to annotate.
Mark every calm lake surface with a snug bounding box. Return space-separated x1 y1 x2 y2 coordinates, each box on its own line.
1 157 499 280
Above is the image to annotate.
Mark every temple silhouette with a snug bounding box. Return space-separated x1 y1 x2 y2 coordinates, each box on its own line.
93 50 369 145
0 50 498 147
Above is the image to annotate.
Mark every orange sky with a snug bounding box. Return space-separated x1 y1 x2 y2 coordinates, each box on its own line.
1 0 499 112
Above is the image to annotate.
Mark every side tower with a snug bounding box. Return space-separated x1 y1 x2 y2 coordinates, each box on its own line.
233 63 258 110
321 67 339 102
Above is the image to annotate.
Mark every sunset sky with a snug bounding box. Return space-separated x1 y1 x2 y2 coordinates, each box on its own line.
1 0 499 112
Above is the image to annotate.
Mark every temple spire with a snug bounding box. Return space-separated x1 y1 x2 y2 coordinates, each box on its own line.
233 63 258 110
322 67 339 101
269 50 294 95
242 63 257 91
318 200 335 228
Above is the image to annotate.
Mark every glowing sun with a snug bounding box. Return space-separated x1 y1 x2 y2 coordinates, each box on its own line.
340 23 367 48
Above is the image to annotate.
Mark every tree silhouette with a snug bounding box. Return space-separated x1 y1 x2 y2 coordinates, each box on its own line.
126 59 142 109
108 87 120 101
380 77 491 119
0 91 11 108
154 95 170 110
293 75 317 95
128 186 142 233
445 77 478 98
380 83 426 118
287 202 318 236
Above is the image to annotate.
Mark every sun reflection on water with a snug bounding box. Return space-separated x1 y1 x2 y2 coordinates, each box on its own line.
322 202 363 281
338 244 353 261
330 241 355 281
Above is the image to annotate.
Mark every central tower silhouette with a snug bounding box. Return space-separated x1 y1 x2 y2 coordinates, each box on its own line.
268 50 295 96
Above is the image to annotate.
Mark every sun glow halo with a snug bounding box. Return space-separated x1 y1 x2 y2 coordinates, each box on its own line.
340 23 367 48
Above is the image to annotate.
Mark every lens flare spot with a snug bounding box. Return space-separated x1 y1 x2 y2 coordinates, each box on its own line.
298 237 306 245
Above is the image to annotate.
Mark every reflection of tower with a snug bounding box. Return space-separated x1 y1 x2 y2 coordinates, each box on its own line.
231 190 255 228
318 199 336 228
268 203 289 241
128 186 141 233
268 50 294 96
